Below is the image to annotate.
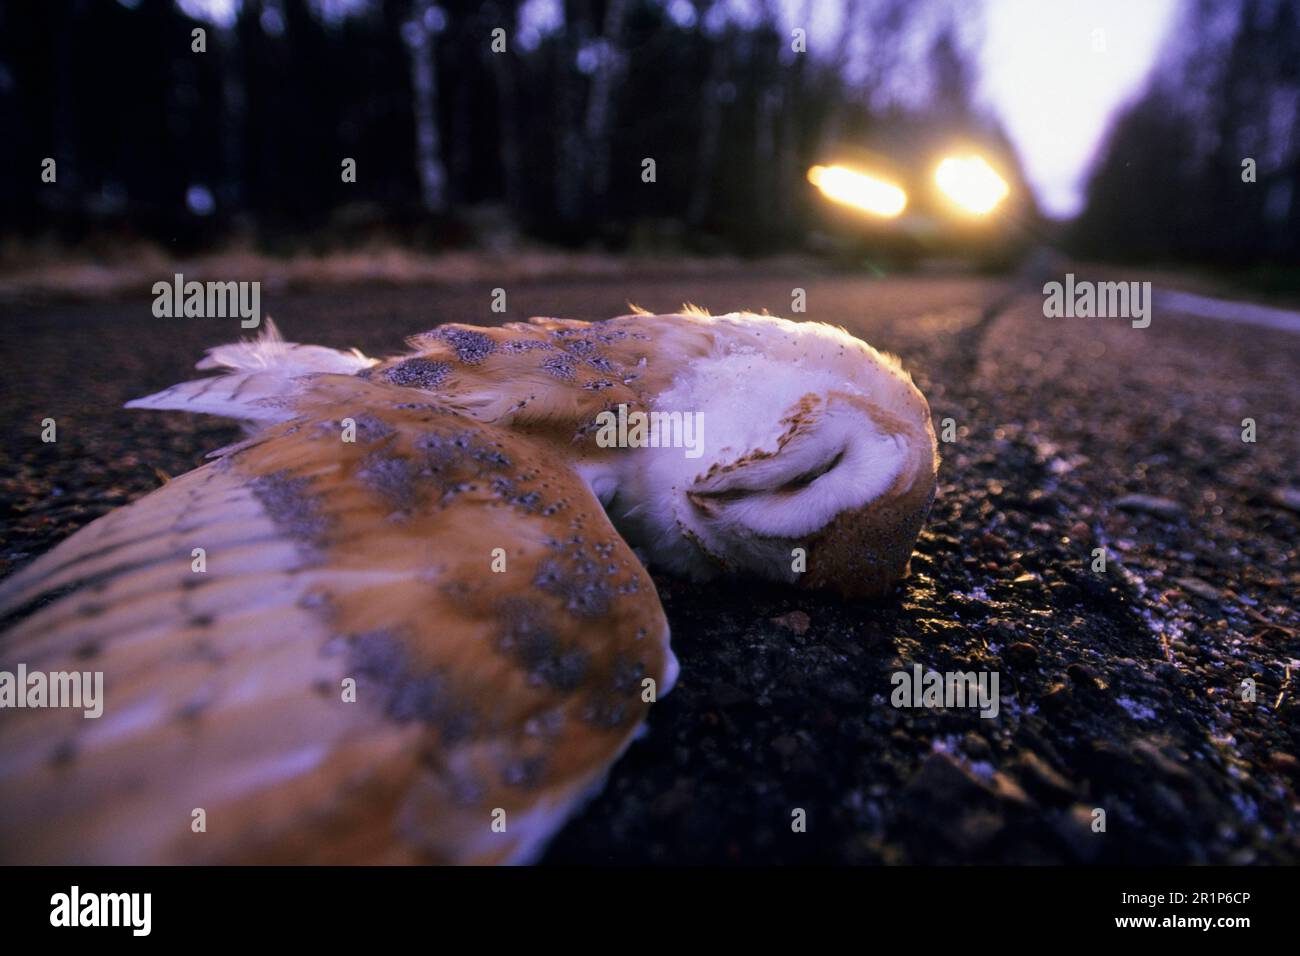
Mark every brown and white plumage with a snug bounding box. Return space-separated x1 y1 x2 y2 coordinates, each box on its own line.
0 309 937 864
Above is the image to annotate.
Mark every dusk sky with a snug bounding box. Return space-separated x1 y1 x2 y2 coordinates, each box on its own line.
978 0 1179 218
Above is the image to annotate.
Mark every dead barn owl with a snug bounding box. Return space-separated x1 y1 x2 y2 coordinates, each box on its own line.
0 309 937 864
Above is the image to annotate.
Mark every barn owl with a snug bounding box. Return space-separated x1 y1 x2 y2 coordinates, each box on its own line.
0 309 937 864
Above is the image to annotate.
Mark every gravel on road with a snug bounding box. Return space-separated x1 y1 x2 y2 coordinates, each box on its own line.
2 269 1296 863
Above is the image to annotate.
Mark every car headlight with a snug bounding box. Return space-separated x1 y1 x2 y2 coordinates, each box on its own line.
934 155 1009 215
808 164 907 219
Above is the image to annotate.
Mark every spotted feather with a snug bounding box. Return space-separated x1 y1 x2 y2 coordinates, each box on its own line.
0 377 674 864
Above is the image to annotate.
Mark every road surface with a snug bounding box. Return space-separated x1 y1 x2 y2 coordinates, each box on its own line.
1 267 1297 863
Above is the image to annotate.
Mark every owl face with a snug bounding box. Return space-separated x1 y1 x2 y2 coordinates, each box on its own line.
606 316 939 599
674 389 936 598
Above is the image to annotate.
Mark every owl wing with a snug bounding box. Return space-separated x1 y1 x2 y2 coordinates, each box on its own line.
124 314 721 454
0 375 674 864
362 315 719 448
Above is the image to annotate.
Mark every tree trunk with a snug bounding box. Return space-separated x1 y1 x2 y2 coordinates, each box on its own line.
583 0 629 208
407 0 447 213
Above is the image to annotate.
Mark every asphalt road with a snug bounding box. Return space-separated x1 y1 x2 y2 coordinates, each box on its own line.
1 267 1297 863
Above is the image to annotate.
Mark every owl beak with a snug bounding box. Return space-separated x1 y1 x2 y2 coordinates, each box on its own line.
685 489 723 518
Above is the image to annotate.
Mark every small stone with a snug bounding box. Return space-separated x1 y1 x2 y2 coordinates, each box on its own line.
1154 661 1185 685
901 752 986 808
1131 739 1192 780
1048 580 1081 602
1040 684 1071 712
1114 494 1184 519
1066 662 1103 692
770 610 811 635
1058 804 1103 863
1005 642 1039 667
986 619 1019 642
1269 751 1299 781
1269 487 1300 514
1014 752 1076 805
1175 576 1222 602
954 810 1006 850
990 772 1033 806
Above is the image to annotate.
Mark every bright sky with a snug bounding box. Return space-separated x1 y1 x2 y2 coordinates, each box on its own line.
977 0 1180 218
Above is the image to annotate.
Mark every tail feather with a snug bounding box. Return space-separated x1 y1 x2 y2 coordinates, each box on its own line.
125 319 376 423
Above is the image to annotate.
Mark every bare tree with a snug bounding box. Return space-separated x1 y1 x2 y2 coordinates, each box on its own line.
687 1 729 226
405 0 447 212
489 2 524 213
583 0 629 206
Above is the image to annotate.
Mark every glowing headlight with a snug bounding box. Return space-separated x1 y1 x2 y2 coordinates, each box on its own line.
934 155 1009 215
808 164 907 219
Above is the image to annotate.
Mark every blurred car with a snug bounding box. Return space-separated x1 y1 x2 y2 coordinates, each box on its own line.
807 125 1034 271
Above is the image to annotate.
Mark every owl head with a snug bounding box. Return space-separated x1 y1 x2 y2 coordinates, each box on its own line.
605 313 939 600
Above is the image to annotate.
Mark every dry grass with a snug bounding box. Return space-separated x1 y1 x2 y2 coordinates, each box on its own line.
0 240 816 302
